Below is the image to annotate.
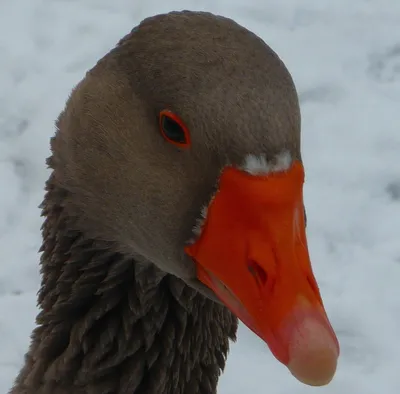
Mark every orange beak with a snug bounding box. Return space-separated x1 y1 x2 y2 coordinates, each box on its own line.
185 160 340 386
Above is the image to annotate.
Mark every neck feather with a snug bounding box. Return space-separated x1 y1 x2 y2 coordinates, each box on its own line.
9 175 238 394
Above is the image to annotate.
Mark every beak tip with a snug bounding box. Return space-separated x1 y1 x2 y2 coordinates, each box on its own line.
287 349 338 386
285 316 339 386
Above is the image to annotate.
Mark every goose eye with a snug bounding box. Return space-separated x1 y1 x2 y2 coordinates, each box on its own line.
159 110 191 148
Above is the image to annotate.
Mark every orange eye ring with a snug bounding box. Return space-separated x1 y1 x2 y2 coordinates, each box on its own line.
159 110 191 149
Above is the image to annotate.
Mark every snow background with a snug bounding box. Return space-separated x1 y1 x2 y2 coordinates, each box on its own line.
1 0 399 392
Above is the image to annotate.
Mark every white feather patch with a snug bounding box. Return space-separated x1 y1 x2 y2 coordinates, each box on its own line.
188 202 210 245
241 151 292 175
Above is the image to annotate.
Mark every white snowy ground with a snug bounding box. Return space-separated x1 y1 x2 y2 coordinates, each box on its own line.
0 0 399 392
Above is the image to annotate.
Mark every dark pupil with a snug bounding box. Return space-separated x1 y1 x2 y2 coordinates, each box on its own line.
162 116 186 143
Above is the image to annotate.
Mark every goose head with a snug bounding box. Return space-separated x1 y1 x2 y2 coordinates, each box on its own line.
51 11 339 386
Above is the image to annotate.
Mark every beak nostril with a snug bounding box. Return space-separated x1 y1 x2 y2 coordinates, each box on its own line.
248 260 268 287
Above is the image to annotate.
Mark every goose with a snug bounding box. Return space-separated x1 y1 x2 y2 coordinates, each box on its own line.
9 10 340 394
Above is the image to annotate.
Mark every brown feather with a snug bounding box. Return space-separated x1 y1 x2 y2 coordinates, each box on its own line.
10 175 237 394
